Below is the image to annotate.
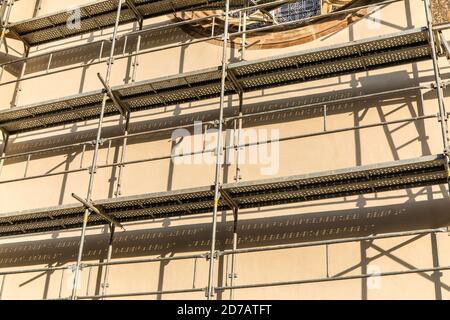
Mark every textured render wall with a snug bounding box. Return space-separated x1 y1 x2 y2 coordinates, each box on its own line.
0 0 450 299
431 0 450 24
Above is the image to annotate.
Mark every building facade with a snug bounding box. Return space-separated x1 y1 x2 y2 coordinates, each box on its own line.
0 0 450 299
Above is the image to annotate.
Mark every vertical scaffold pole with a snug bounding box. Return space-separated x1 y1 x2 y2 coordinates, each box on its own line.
229 92 243 300
241 2 247 61
71 0 124 300
207 0 230 300
115 113 130 197
0 128 8 178
11 44 30 108
33 0 42 18
101 224 116 298
0 0 13 53
424 0 450 180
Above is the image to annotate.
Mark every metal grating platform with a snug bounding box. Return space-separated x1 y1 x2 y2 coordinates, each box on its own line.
0 28 431 134
0 154 446 237
6 0 272 46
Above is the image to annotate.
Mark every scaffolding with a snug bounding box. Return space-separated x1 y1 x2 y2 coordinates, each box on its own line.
0 0 449 300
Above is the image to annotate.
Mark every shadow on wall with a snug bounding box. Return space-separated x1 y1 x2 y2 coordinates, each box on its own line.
0 194 449 299
18 25 192 76
0 195 449 268
4 69 442 162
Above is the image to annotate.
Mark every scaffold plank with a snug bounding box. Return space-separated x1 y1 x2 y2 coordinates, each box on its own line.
0 28 431 134
0 154 446 237
7 0 270 46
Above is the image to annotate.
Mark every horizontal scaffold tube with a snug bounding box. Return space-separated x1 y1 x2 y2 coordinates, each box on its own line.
0 113 437 185
0 228 445 276
0 0 404 88
0 84 430 162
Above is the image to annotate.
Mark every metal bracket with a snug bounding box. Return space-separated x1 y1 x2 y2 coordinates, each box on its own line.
72 193 125 230
204 287 213 298
439 31 450 59
437 112 448 122
125 0 143 30
0 127 8 141
97 73 130 117
5 28 30 48
219 188 239 211
227 69 244 94
205 251 219 260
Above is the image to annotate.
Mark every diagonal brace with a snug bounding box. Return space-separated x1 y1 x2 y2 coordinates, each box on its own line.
97 73 130 117
227 69 244 95
219 187 239 211
125 0 144 29
72 193 125 230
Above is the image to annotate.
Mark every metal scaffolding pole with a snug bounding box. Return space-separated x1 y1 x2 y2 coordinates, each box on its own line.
0 128 8 178
424 0 450 166
207 0 231 300
115 113 130 197
229 92 244 300
70 0 124 300
0 0 13 53
101 224 116 298
11 44 30 108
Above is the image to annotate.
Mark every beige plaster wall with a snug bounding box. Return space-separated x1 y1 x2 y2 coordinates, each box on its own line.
0 0 450 300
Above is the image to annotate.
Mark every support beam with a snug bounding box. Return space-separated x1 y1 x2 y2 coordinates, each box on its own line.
234 93 244 182
125 0 143 30
71 193 124 230
229 207 238 300
97 73 130 117
33 0 43 18
11 44 30 108
0 0 13 53
220 187 239 211
227 69 244 94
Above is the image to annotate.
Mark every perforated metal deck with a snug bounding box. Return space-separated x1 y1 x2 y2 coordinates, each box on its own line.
0 154 446 237
6 0 271 46
0 28 431 134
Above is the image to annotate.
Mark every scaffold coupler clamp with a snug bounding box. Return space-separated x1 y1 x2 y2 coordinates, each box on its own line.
213 119 225 127
70 264 82 273
204 287 212 298
205 251 219 261
444 149 450 178
437 111 448 122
